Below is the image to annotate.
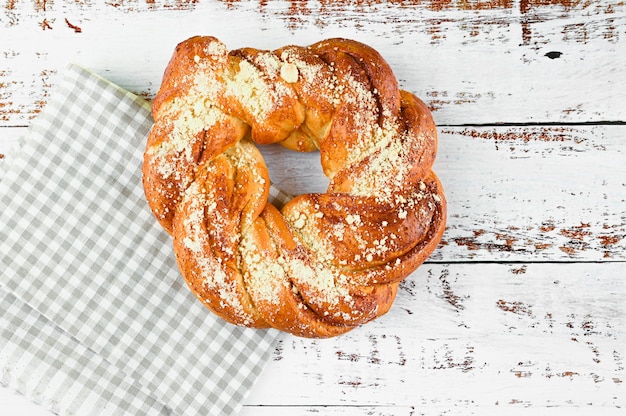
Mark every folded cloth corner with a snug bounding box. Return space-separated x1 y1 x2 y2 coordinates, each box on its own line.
0 64 283 416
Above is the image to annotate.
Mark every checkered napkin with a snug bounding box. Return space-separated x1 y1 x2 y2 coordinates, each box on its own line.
0 65 287 416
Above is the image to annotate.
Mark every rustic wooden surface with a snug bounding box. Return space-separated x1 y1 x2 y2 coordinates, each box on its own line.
1 1 625 415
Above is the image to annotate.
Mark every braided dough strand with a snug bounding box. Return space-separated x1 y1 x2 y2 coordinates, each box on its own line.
143 36 446 338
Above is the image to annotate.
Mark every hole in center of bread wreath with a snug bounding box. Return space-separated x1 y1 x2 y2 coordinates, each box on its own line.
142 36 447 338
259 145 329 196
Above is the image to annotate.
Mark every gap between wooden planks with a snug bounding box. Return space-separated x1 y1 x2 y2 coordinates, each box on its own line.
239 407 626 416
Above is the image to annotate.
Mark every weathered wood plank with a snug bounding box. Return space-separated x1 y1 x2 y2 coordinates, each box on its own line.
259 125 626 262
2 124 624 261
1 1 624 125
245 262 625 409
1 260 623 414
433 125 626 261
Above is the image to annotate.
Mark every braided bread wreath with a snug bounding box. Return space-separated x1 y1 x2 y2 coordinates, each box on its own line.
142 36 446 338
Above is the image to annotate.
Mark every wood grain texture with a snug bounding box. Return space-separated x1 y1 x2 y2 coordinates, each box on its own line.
244 262 625 410
260 125 626 262
1 1 625 125
5 124 622 262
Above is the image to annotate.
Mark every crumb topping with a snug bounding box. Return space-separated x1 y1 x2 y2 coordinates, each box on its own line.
179 182 251 323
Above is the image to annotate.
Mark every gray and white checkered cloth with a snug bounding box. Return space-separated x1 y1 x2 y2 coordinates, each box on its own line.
0 65 287 416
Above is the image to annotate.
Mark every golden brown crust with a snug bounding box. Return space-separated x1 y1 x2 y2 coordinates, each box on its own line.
142 36 446 338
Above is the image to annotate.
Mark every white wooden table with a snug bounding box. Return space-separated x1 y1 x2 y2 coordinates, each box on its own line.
1 1 625 414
